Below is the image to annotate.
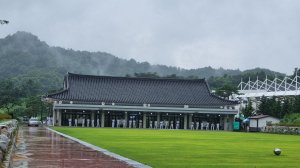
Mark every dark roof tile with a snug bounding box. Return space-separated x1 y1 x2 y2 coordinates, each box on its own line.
47 73 238 107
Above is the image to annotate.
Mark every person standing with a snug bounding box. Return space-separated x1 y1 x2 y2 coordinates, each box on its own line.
129 119 132 128
191 121 194 130
170 120 173 129
227 122 229 130
216 123 219 130
96 118 100 127
149 120 153 129
68 118 72 127
133 119 136 128
160 120 163 129
206 122 209 130
211 123 215 130
87 118 90 127
117 119 120 128
201 121 204 130
112 118 115 128
154 120 157 129
92 119 94 127
50 117 53 126
139 119 142 128
82 118 85 127
122 119 126 128
196 121 199 130
176 120 179 129
165 120 168 129
74 118 78 127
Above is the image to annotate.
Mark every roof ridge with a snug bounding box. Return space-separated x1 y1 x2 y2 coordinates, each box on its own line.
67 72 206 82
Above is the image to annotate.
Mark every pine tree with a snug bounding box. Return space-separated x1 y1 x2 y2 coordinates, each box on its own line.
257 95 267 115
292 95 300 113
243 100 255 118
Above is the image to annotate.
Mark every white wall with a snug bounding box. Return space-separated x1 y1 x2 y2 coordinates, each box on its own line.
258 117 280 127
250 116 280 129
250 119 257 127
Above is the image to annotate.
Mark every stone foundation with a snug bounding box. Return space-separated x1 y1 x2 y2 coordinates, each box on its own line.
0 119 18 165
261 125 300 134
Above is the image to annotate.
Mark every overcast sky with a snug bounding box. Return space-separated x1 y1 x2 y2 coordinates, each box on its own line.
1 0 299 74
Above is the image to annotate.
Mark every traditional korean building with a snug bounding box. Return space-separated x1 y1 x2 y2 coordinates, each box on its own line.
44 72 239 130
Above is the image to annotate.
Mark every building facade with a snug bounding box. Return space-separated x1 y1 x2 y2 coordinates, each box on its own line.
45 73 239 130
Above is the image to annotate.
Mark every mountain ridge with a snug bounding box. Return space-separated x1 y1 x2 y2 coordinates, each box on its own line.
0 31 286 93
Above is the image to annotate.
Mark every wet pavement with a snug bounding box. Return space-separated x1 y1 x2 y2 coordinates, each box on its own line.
11 125 135 168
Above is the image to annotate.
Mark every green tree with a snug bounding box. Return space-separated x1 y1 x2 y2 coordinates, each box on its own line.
280 113 300 123
257 95 267 115
215 84 239 99
0 79 21 114
243 100 255 118
281 98 292 117
134 72 161 78
25 95 41 117
291 95 300 114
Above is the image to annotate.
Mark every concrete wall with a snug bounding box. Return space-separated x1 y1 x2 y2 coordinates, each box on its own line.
250 116 280 132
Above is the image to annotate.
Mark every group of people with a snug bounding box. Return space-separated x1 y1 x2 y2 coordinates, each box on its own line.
68 118 101 127
111 119 181 129
190 121 220 130
66 118 227 130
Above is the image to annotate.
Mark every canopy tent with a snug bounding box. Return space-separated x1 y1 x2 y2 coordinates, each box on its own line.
243 118 249 123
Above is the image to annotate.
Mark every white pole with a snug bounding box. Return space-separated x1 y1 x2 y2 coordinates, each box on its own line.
266 75 268 91
285 74 287 92
296 69 298 91
249 77 250 95
275 74 277 93
257 76 258 90
241 78 243 90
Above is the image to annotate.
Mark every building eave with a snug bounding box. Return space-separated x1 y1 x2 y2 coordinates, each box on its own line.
53 103 238 115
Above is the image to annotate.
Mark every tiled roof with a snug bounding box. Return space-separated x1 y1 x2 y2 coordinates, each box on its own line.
47 73 238 108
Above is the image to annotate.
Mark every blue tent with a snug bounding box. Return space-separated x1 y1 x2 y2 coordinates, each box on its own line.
243 118 249 123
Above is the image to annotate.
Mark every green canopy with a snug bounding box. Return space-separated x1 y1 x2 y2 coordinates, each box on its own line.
239 117 245 120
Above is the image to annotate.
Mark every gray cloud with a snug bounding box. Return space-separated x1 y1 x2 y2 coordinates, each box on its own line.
1 0 299 74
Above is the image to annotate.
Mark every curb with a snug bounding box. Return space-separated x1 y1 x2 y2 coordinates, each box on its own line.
46 127 152 168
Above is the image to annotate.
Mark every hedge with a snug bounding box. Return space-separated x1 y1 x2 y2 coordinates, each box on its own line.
0 114 12 120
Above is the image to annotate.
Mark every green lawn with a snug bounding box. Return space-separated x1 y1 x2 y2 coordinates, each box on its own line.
52 127 300 168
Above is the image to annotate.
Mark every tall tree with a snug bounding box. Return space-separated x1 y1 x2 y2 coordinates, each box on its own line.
243 100 255 118
257 95 267 115
215 84 239 99
0 79 21 114
25 95 41 117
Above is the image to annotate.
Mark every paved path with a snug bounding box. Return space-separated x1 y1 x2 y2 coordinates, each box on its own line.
11 125 135 168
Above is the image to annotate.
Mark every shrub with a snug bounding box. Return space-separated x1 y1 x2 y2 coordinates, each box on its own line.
0 114 12 120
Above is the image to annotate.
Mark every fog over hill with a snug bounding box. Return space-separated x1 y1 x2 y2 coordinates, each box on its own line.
0 31 286 93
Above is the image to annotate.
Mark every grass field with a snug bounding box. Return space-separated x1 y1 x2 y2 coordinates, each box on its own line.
52 127 300 168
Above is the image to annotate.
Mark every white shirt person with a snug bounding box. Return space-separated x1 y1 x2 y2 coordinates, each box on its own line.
122 119 126 128
92 119 94 127
206 122 209 130
74 118 77 127
68 118 72 127
176 120 179 129
154 121 157 129
87 119 90 127
112 119 115 128
133 120 136 128
129 119 132 128
139 119 142 128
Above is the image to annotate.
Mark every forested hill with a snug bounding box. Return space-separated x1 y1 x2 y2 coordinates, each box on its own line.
0 31 284 93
